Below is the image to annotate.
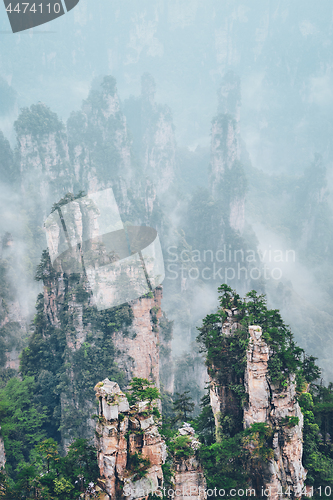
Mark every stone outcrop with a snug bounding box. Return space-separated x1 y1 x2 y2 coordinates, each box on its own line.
244 326 306 500
113 287 163 386
0 234 27 375
209 306 243 431
209 320 306 499
0 428 5 469
123 73 175 197
172 424 206 500
94 378 166 500
209 72 245 234
41 191 165 446
16 103 72 221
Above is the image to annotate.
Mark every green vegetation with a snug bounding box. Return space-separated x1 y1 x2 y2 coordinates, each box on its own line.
194 284 333 498
197 284 318 389
0 377 48 476
299 391 333 491
199 436 250 499
127 377 161 418
168 435 194 460
20 248 132 443
0 438 99 499
127 452 151 479
14 103 64 138
172 391 195 424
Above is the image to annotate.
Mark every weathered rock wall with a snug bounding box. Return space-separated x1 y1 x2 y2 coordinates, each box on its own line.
244 325 306 499
94 379 166 500
209 72 245 234
209 322 306 499
112 287 163 386
209 306 243 432
172 424 206 500
0 235 27 374
0 428 5 469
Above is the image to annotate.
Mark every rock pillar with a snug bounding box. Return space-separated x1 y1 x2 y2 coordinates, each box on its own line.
94 378 166 500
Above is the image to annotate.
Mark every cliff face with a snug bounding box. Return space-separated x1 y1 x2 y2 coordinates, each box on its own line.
123 73 175 197
209 72 245 234
244 326 306 499
209 307 243 432
15 104 72 220
0 235 27 375
112 287 163 387
94 379 166 500
13 77 163 237
0 428 5 469
172 424 206 500
209 322 306 498
37 189 165 447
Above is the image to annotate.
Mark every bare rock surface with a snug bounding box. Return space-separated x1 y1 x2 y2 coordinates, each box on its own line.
244 326 306 500
0 427 5 469
209 318 306 499
172 424 206 500
112 286 163 386
95 379 166 500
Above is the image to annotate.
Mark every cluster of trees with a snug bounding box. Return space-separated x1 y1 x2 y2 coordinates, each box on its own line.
1 283 333 498
0 438 98 499
195 285 333 499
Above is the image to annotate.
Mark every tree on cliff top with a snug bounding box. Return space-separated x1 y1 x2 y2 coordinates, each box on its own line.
197 284 320 388
127 377 160 407
196 284 333 498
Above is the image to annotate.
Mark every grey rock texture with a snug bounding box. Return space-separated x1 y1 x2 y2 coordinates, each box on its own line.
0 427 5 469
94 379 166 500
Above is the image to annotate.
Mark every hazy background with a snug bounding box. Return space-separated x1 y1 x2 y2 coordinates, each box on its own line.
1 0 333 171
1 0 333 385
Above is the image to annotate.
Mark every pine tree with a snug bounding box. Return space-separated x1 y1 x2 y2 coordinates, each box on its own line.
173 391 195 423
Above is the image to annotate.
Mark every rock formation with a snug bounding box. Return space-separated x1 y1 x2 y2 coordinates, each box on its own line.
209 72 246 234
209 306 243 432
209 321 306 499
94 378 166 500
16 103 72 221
123 73 176 197
38 247 164 447
0 234 27 376
36 183 168 447
244 326 306 499
0 428 5 469
172 423 206 500
112 287 163 386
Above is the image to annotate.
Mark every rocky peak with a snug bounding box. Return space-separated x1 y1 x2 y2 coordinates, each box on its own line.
141 73 156 107
209 72 245 234
244 326 306 499
112 287 163 386
217 71 241 128
94 378 166 500
123 73 175 197
171 423 206 500
0 427 5 469
15 103 72 218
209 323 306 498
